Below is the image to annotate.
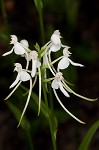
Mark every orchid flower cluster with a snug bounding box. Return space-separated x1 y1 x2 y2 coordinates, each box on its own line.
3 30 97 126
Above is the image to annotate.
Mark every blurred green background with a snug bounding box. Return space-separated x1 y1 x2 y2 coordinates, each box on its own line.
0 0 99 150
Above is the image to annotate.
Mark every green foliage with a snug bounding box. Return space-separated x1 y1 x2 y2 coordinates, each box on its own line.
78 120 99 150
6 101 30 130
6 101 34 150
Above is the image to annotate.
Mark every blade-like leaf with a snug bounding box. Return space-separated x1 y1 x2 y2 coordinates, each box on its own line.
78 120 99 150
6 101 30 130
49 110 58 149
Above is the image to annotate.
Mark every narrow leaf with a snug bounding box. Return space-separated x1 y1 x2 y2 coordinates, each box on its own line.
78 120 99 150
6 101 30 130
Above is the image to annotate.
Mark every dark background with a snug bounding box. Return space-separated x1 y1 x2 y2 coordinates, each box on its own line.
0 0 99 150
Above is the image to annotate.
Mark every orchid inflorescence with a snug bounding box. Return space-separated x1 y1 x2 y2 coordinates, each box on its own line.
3 30 97 126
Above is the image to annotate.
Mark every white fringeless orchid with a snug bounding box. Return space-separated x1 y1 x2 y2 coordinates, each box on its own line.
3 30 97 126
58 47 84 70
51 71 97 124
5 63 32 127
2 35 29 69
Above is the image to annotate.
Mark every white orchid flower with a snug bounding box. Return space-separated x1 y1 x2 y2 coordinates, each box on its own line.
5 63 32 126
2 35 29 69
10 63 31 88
3 30 97 126
51 71 97 124
3 35 26 56
51 72 70 97
51 72 85 124
29 51 41 115
5 63 31 100
58 47 84 70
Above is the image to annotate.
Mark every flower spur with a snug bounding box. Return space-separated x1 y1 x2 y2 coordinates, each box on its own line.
5 63 32 127
51 71 97 124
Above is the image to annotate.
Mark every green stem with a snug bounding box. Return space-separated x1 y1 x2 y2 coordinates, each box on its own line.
34 0 45 45
49 85 54 111
38 10 45 45
42 83 57 150
42 83 49 114
47 70 54 112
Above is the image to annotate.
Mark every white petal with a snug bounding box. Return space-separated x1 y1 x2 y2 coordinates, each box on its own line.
62 80 97 102
50 44 61 52
10 73 20 88
25 51 29 70
10 35 18 44
5 81 21 100
58 81 70 97
45 50 55 76
20 71 30 81
14 43 25 55
36 60 41 68
69 58 84 67
58 57 70 69
20 39 29 48
2 47 14 56
51 79 59 89
53 89 85 124
51 32 61 45
31 60 37 77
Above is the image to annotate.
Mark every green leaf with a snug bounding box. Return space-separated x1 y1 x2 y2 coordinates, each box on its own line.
49 111 58 150
6 101 30 130
78 120 99 150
